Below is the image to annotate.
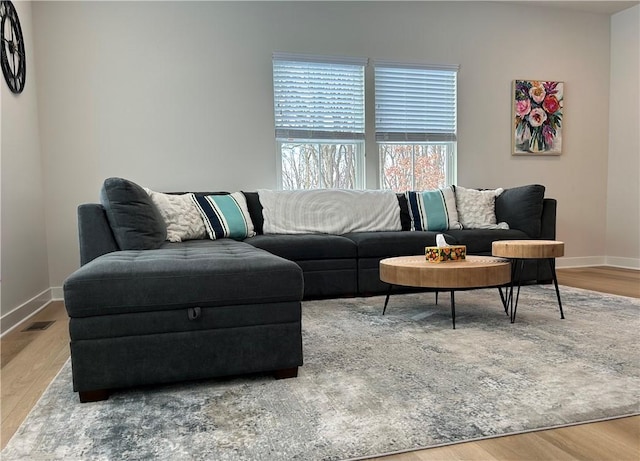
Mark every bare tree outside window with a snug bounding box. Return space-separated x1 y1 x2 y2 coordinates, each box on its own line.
380 144 450 192
281 142 360 190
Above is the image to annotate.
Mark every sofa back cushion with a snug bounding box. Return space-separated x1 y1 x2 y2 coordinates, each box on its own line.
495 184 546 237
396 193 411 231
242 191 264 234
100 177 166 250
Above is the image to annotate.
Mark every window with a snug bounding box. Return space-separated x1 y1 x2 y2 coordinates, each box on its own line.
379 144 451 191
273 53 366 189
375 62 458 192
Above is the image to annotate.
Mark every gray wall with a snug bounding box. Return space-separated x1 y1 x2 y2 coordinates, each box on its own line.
1 1 50 323
1 1 638 327
607 5 640 268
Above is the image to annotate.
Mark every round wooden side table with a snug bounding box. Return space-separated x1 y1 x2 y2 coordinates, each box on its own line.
492 240 565 323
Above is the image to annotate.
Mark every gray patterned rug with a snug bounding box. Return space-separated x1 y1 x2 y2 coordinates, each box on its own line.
3 285 639 460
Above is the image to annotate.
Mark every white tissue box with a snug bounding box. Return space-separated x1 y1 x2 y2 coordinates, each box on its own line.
425 245 467 263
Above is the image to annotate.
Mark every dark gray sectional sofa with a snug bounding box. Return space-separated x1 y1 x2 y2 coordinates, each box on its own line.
63 180 556 402
242 186 557 296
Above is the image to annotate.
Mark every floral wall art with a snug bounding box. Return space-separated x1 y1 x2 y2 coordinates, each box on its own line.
513 80 563 155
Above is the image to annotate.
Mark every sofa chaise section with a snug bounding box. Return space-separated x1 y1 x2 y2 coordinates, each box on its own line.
64 239 304 402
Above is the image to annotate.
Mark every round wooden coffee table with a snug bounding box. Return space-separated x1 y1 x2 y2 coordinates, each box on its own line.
492 240 565 322
379 255 511 329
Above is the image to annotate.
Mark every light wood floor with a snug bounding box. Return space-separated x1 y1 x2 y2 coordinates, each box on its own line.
1 266 639 459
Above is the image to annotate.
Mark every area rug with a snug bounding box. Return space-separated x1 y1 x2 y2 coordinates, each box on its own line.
3 285 639 461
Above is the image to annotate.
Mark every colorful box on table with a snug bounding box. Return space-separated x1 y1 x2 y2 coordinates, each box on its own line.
425 245 467 263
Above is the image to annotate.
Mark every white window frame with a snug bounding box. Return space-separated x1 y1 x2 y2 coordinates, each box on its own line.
375 60 459 190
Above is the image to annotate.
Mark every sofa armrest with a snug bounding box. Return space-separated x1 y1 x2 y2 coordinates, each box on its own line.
78 204 119 265
540 198 557 240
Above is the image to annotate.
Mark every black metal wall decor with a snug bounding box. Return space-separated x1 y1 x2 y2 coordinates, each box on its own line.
1 0 25 94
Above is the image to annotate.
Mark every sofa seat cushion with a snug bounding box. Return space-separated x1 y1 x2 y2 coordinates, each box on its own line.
344 231 446 258
244 234 357 261
443 229 530 254
64 239 303 318
296 259 358 298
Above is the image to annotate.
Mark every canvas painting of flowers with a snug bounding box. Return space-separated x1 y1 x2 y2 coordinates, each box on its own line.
513 80 563 155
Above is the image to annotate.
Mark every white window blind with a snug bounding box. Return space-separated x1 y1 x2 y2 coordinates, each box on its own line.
375 61 458 142
273 53 366 141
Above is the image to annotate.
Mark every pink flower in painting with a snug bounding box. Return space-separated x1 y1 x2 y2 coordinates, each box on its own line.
515 98 531 117
529 82 546 103
528 107 547 127
542 95 561 114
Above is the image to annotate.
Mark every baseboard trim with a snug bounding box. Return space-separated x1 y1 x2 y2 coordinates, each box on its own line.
0 288 54 338
51 286 64 301
556 256 640 270
605 256 640 270
556 256 606 268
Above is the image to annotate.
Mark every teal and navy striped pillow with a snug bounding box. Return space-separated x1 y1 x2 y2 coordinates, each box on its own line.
405 187 462 231
192 192 256 240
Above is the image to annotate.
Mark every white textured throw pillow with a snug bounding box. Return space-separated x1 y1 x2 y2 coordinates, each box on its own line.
144 189 207 242
454 186 509 230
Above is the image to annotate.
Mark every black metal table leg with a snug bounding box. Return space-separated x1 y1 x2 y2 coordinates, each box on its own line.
507 259 516 321
450 290 456 329
511 259 525 323
498 287 509 315
382 284 393 315
548 258 565 319
506 259 518 317
498 283 511 315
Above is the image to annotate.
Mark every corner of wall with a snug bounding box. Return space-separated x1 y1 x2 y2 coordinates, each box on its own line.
0 289 53 337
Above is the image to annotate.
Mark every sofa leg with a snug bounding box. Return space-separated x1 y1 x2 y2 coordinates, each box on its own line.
79 389 110 403
273 367 298 380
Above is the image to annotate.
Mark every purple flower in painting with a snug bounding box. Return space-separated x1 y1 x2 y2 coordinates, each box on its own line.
542 124 555 146
543 81 559 96
515 81 530 100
